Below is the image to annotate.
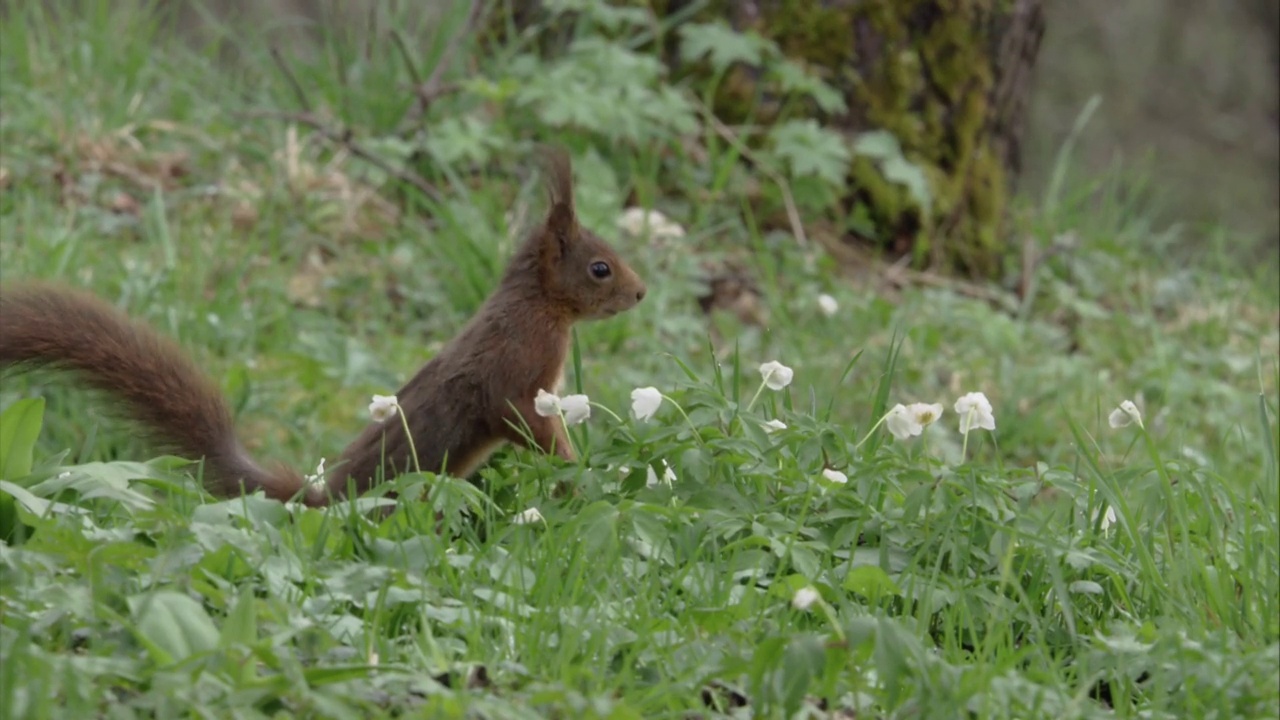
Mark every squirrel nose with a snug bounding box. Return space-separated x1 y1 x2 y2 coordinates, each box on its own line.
635 286 646 302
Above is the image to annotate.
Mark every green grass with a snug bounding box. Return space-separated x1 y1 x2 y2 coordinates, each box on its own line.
1 3 1277 718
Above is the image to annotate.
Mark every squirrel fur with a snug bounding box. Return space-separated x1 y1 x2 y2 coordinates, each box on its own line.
0 148 646 507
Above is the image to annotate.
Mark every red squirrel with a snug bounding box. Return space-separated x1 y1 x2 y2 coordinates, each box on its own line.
0 148 646 507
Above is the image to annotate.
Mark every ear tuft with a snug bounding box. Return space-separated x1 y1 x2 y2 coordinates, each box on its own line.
538 145 575 212
537 145 577 258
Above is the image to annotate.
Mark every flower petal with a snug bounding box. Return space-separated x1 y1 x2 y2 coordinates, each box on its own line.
512 507 544 525
560 394 591 425
885 403 922 440
630 386 662 421
761 419 787 433
954 391 996 433
759 360 794 390
792 586 820 610
907 402 944 427
369 394 400 423
534 389 561 418
821 468 848 484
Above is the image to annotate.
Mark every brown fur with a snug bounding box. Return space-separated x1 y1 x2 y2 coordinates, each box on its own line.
0 148 646 507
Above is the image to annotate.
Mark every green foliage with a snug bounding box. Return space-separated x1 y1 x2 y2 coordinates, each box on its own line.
0 1 1277 717
0 398 46 543
853 130 933 216
768 120 851 187
679 21 774 69
0 398 44 481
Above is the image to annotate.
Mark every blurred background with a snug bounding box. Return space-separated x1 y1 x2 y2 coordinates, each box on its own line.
1025 0 1278 249
6 0 1270 271
144 0 1278 253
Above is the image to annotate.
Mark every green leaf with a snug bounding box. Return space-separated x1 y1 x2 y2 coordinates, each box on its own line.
852 130 933 213
842 565 902 600
873 618 914 706
769 60 846 114
630 507 673 563
0 479 50 542
0 397 45 481
576 501 620 558
129 591 220 666
31 461 160 510
678 22 772 71
778 634 826 716
881 155 932 214
851 130 902 160
1069 580 1105 595
1259 392 1276 491
423 115 503 167
768 120 851 186
220 587 258 648
0 480 86 519
788 544 821 579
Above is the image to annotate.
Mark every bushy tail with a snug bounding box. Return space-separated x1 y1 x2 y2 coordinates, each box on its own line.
0 281 319 505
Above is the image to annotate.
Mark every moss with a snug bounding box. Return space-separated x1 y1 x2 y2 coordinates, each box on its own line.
755 0 857 68
766 0 1015 274
499 0 1019 276
827 0 1010 275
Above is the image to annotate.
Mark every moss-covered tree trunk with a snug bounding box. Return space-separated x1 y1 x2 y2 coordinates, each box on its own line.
700 0 1046 276
501 0 1045 278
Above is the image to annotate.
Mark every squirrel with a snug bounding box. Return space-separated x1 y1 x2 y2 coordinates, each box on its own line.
0 148 646 507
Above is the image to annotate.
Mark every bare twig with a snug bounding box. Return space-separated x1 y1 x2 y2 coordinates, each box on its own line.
238 109 444 203
880 262 1015 308
399 0 485 132
269 46 312 113
389 28 426 87
697 100 809 248
389 30 465 107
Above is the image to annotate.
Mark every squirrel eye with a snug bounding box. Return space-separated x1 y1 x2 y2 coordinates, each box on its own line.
589 261 612 279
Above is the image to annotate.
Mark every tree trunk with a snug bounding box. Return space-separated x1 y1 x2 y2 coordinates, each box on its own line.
499 0 1046 278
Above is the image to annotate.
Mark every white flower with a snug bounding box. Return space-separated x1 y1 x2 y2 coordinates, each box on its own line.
759 361 794 391
885 404 921 440
560 394 591 425
369 394 400 423
1099 506 1117 533
1108 400 1144 429
631 387 662 421
512 507 544 525
616 207 665 234
954 391 996 433
535 389 590 425
887 401 944 440
909 402 944 427
534 388 561 417
645 460 677 488
792 586 820 611
817 293 838 317
616 207 685 240
821 468 848 485
761 419 787 433
303 458 327 487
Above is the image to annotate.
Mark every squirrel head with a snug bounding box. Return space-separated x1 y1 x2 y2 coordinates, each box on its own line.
525 148 647 321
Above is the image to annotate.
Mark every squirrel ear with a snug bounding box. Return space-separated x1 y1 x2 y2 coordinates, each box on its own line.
539 146 577 257
539 145 575 212
544 203 576 259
